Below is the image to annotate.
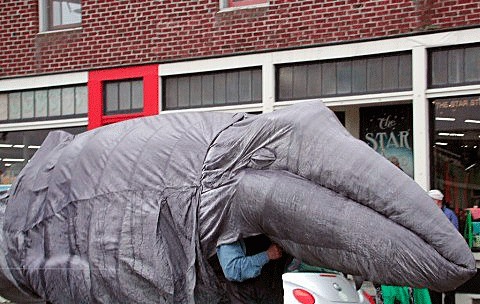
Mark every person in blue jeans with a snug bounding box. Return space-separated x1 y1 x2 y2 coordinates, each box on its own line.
428 189 459 304
216 235 285 303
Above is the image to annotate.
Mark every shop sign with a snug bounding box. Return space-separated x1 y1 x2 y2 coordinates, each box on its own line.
360 104 414 178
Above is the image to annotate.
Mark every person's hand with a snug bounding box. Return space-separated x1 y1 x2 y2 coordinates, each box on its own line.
266 244 282 260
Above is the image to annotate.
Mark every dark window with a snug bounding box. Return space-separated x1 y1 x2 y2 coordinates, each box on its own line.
333 111 345 126
277 52 412 101
45 0 81 31
103 79 144 115
429 44 480 88
0 85 87 122
0 126 86 186
163 67 262 110
431 95 480 211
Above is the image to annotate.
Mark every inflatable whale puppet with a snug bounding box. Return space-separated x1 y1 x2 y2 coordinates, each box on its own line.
0 101 476 303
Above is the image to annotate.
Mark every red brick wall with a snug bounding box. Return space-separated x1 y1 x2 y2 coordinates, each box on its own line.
1 0 480 78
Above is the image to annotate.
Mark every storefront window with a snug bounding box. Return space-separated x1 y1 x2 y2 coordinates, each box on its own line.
0 126 86 187
431 96 480 212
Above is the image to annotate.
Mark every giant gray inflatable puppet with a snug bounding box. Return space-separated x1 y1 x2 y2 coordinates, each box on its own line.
0 101 476 303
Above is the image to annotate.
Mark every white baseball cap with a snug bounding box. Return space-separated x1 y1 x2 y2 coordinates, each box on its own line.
428 189 444 201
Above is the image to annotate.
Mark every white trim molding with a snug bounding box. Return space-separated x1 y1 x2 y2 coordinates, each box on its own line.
0 117 88 132
160 103 263 114
0 71 88 92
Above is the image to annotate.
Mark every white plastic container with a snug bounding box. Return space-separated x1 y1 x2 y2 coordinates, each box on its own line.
283 272 373 304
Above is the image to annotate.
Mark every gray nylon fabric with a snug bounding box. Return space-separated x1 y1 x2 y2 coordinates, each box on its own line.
0 101 476 303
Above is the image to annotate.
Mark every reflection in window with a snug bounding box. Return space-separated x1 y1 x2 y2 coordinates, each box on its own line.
35 90 48 118
48 89 62 117
0 95 7 121
22 92 35 119
163 67 262 110
75 86 88 114
0 85 87 122
104 79 144 115
62 87 75 115
46 0 81 31
277 52 412 101
431 95 480 211
8 93 21 120
0 126 86 186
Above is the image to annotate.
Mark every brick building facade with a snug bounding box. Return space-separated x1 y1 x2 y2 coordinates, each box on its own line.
1 0 480 76
0 0 480 302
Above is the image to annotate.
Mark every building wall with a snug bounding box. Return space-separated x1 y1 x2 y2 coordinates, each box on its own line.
1 0 480 78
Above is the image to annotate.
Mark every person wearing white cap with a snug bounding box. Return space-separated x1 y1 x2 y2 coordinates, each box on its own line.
427 189 459 304
427 189 459 230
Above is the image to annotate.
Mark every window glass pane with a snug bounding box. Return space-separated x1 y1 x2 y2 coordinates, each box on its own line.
383 56 399 90
398 54 412 89
9 93 21 120
119 81 131 111
431 50 448 86
352 59 367 93
61 87 75 115
105 82 119 113
226 72 239 104
214 73 226 105
293 65 307 99
202 74 214 106
177 77 190 108
35 90 48 117
52 0 61 26
190 75 202 106
239 70 252 102
131 80 143 110
465 46 480 82
22 92 35 119
336 61 352 94
306 63 321 97
448 49 464 84
0 95 7 120
48 89 61 116
75 86 87 114
321 62 336 95
278 67 293 100
431 96 480 211
165 78 178 109
61 0 81 25
252 69 262 102
367 58 383 92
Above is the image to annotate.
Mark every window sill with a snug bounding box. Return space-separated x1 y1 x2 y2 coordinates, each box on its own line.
218 2 269 13
37 27 82 35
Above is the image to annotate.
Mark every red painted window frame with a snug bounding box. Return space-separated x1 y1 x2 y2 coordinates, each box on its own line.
228 0 267 7
88 65 159 130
